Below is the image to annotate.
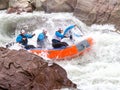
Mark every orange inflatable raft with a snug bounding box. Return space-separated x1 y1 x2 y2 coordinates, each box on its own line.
29 37 93 60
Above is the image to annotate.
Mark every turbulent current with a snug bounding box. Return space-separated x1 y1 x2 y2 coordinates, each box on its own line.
0 10 120 90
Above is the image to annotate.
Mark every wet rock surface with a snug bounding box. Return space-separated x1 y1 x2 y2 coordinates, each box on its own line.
41 0 77 12
0 47 76 90
74 0 120 29
6 0 120 29
0 0 9 10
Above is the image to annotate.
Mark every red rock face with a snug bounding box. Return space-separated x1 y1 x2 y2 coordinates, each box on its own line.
41 0 77 12
0 47 77 90
3 0 120 29
8 0 77 12
74 0 120 29
0 0 9 10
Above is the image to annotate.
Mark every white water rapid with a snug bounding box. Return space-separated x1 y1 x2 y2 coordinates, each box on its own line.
0 10 120 90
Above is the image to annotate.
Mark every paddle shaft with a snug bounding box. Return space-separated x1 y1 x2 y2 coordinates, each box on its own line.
6 42 16 48
76 25 84 36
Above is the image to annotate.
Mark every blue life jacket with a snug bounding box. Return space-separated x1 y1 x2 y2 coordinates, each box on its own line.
16 34 33 46
37 33 46 41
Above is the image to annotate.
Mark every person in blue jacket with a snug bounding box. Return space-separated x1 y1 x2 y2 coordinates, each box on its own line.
16 29 35 49
52 28 68 48
37 30 48 48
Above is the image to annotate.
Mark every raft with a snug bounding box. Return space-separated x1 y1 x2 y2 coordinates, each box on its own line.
29 37 93 60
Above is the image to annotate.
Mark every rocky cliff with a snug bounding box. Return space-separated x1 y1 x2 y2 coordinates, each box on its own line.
74 0 120 29
0 0 9 10
1 0 120 29
0 47 76 90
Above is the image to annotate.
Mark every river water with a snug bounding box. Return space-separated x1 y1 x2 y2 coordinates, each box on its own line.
0 10 120 90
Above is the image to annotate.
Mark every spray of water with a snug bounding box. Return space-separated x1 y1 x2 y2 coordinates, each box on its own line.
0 11 120 90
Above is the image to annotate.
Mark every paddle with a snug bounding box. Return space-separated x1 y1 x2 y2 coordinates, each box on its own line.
5 42 25 49
6 42 16 48
75 25 84 36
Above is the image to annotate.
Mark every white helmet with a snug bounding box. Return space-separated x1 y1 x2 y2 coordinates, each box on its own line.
21 29 25 34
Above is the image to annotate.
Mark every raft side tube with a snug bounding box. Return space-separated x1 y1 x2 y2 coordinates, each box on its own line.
76 37 93 51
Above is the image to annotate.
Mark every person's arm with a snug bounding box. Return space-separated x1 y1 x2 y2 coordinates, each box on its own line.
63 25 76 36
25 33 35 38
66 25 76 30
56 31 64 39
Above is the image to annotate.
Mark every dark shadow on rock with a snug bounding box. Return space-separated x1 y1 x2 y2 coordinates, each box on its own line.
0 47 77 90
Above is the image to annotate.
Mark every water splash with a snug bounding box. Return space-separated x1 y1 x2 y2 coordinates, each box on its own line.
1 10 120 90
